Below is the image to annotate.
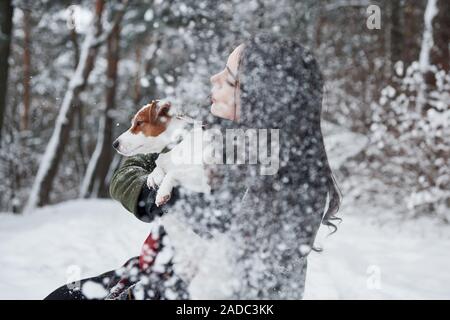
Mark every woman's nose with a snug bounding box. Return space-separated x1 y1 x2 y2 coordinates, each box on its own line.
210 73 219 85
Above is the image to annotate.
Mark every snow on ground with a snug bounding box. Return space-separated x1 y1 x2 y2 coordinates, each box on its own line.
1 199 449 300
305 203 450 299
0 200 149 299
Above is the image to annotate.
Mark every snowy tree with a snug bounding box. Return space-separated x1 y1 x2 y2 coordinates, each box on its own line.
25 0 128 210
361 0 450 219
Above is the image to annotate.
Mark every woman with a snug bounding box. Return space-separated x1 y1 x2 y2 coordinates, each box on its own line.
45 32 339 300
173 33 341 299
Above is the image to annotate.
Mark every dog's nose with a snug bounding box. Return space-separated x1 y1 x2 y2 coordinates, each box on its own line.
112 139 119 150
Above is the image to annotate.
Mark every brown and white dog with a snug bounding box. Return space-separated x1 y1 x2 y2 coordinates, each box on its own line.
113 101 233 297
113 100 211 206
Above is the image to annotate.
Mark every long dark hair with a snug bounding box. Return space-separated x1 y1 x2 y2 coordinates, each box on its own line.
172 33 342 298
217 33 343 298
236 33 341 233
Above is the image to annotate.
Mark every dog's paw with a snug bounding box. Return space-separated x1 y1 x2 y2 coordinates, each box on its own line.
155 191 171 207
146 175 158 190
146 169 164 189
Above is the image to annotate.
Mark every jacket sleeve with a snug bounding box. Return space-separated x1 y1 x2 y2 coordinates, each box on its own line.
109 153 163 222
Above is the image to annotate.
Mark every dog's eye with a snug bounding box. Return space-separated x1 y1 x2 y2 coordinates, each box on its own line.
136 120 143 126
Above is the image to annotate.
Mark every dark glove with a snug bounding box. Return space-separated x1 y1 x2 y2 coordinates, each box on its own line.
135 185 179 223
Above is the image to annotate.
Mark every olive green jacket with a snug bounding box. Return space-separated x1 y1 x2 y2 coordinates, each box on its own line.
109 153 158 217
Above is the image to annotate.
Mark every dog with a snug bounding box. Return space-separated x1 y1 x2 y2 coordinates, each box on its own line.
113 100 234 298
113 100 211 206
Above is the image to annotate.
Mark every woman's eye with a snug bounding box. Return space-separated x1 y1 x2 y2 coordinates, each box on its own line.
226 79 236 87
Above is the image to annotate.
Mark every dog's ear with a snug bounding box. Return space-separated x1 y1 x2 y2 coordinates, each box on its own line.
150 100 171 123
157 101 171 118
148 100 158 123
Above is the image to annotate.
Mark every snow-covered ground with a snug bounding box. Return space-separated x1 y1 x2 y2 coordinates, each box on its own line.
0 199 449 300
306 204 450 299
0 200 149 300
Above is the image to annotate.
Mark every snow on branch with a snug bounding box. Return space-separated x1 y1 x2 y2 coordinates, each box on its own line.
24 1 128 212
419 0 438 74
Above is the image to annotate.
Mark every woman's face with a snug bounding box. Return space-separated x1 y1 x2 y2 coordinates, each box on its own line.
210 44 244 121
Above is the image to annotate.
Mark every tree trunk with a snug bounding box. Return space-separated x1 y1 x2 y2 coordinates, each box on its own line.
21 8 32 131
25 0 106 210
389 0 403 68
96 21 121 197
402 2 424 67
80 20 122 198
133 45 142 104
431 0 450 71
416 0 438 114
69 9 88 177
0 0 13 141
